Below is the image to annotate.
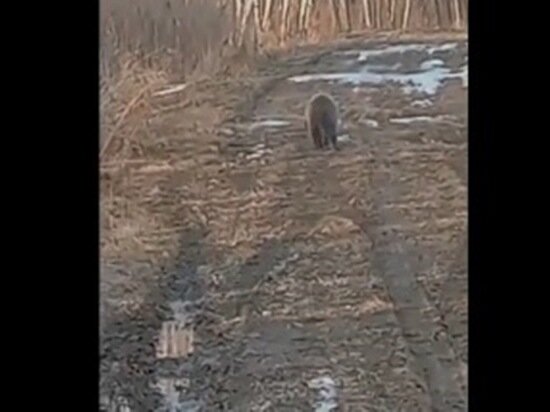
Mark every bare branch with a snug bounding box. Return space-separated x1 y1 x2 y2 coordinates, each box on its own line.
252 0 261 33
389 0 396 27
402 0 411 30
261 0 273 31
237 0 254 47
329 0 341 32
299 0 308 33
280 0 291 42
452 0 461 28
304 0 313 33
338 0 350 32
363 0 372 28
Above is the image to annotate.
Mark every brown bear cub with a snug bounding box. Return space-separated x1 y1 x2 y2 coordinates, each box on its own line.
305 92 339 150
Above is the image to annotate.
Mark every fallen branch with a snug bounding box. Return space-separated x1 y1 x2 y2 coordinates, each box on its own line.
153 83 188 97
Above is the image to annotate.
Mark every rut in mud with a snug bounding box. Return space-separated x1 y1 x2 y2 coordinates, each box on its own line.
100 35 467 411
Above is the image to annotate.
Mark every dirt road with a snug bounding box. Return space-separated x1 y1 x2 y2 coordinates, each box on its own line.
100 34 467 411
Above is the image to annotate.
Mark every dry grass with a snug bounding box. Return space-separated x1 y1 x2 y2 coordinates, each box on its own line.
99 0 468 159
99 0 468 309
100 0 234 79
100 0 237 263
100 0 239 154
100 57 167 156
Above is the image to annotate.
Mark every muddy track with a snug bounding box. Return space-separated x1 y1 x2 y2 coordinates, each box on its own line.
191 40 466 410
366 133 466 411
101 36 467 411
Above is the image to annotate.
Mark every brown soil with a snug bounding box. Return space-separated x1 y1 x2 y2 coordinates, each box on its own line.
100 34 467 412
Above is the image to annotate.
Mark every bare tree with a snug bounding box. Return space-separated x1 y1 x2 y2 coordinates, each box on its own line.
389 0 396 28
338 0 351 32
431 0 441 29
304 0 314 33
226 0 465 49
402 0 411 30
236 0 254 47
235 0 242 28
299 0 308 32
252 0 261 32
261 0 273 31
346 0 353 32
281 0 291 42
452 0 462 28
329 0 341 32
233 0 243 44
362 0 372 28
385 0 392 29
445 0 453 27
297 0 315 35
375 0 382 29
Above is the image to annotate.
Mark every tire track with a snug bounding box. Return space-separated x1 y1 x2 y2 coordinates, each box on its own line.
199 56 443 409
363 132 467 411
215 44 468 410
101 38 467 411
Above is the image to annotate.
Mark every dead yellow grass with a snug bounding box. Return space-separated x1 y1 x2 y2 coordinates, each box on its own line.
307 215 363 239
100 56 168 159
100 192 165 261
100 1 244 262
99 54 170 262
100 0 235 79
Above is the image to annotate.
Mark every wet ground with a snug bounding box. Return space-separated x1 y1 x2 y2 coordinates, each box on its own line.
100 34 467 411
